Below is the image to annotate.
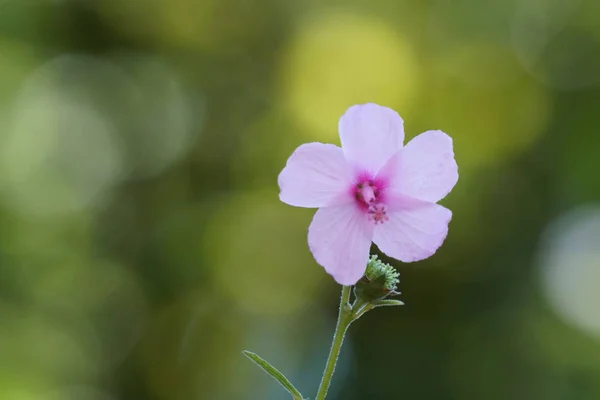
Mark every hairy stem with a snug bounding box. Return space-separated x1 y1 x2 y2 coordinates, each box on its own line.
315 285 353 400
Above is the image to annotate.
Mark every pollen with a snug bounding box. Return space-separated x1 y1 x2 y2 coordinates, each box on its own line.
368 203 389 224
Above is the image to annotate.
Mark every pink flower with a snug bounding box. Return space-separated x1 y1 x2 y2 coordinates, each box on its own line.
278 103 458 285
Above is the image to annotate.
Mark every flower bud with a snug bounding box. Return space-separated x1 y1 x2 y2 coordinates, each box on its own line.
354 255 400 303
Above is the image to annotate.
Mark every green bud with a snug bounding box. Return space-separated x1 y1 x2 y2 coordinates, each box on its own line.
354 255 400 303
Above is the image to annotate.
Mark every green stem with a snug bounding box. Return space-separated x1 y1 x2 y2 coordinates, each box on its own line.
315 285 353 400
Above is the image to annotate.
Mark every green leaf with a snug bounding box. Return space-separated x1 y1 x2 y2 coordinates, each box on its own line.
242 350 304 400
372 299 404 307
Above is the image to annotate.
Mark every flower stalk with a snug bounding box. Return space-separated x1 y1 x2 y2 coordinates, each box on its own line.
243 256 402 400
314 285 353 400
315 257 404 399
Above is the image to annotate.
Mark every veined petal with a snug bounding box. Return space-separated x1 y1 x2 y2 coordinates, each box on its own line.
373 196 452 263
278 143 353 208
339 103 404 174
308 204 374 285
391 130 458 203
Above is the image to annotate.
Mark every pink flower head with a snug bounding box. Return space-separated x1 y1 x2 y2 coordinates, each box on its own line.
278 103 458 285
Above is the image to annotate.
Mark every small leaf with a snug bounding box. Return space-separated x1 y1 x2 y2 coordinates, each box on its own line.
372 299 404 307
242 350 304 399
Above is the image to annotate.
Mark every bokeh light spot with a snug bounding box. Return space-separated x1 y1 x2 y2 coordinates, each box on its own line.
424 46 550 172
510 0 600 90
279 11 419 141
0 303 101 387
109 54 201 178
538 205 600 339
204 191 325 316
1 55 125 216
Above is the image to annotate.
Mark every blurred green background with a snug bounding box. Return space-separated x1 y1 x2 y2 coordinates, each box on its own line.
1 0 599 399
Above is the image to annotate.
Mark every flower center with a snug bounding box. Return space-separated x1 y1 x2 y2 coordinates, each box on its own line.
354 179 389 224
368 203 389 224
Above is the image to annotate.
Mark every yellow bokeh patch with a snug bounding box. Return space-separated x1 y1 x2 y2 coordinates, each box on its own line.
422 42 550 172
204 190 326 316
279 11 419 141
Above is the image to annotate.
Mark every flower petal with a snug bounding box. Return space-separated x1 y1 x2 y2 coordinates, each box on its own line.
278 143 353 208
391 130 458 203
308 204 374 285
339 103 404 174
373 196 452 262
